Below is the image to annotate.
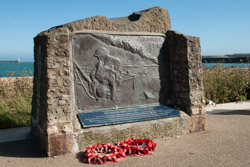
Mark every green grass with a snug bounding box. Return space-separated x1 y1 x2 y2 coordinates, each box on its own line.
0 77 33 129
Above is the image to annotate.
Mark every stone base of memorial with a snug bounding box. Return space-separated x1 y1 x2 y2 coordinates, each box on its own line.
31 7 205 157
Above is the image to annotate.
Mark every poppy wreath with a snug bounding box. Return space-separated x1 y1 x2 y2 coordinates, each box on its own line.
83 143 126 164
117 138 156 156
83 138 156 164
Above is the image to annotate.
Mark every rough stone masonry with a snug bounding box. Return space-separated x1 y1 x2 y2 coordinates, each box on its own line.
32 7 205 157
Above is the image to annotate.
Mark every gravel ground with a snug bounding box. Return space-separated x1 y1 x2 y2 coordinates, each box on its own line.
0 101 249 167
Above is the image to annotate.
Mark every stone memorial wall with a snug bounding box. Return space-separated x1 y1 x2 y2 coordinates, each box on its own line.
32 7 205 156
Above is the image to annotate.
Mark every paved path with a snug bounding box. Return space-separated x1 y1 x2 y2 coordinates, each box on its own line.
0 101 249 167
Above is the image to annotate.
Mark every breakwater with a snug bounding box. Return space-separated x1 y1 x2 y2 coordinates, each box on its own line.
0 60 20 63
202 54 250 63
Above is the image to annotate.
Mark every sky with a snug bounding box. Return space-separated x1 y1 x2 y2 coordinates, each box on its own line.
0 0 250 62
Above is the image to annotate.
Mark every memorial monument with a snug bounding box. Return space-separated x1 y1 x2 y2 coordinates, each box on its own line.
32 7 205 156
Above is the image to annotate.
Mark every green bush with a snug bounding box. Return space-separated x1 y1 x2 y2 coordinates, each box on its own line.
203 66 250 104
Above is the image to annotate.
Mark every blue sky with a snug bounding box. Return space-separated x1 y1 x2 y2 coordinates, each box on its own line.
0 0 250 61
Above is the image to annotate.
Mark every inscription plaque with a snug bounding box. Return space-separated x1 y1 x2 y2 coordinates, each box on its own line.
78 105 180 127
73 32 170 111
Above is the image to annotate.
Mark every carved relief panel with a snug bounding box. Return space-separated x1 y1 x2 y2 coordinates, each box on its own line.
72 31 169 111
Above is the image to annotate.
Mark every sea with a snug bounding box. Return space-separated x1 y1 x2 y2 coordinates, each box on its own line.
0 62 33 77
0 62 250 77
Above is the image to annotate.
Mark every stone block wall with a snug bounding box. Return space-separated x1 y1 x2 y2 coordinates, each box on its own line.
31 7 205 157
32 30 74 156
166 31 205 116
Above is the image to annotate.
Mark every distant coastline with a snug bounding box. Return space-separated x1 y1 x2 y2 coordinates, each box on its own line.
0 57 21 63
202 53 250 63
0 60 20 63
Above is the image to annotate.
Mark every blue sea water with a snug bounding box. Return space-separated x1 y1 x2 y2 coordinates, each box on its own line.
203 63 250 69
0 62 249 77
0 62 33 77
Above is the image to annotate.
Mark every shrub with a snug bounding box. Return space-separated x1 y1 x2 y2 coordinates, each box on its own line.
203 66 250 104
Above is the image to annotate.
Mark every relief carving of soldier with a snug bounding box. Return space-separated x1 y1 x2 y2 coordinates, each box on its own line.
74 46 134 102
90 47 121 101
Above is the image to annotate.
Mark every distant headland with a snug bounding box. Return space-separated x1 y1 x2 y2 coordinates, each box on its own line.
0 57 21 63
202 53 250 63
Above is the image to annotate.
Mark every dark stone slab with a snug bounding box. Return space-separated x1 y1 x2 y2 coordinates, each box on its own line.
78 105 180 127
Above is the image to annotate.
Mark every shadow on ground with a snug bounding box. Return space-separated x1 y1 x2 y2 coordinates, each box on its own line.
76 152 86 163
0 138 45 158
208 109 250 116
